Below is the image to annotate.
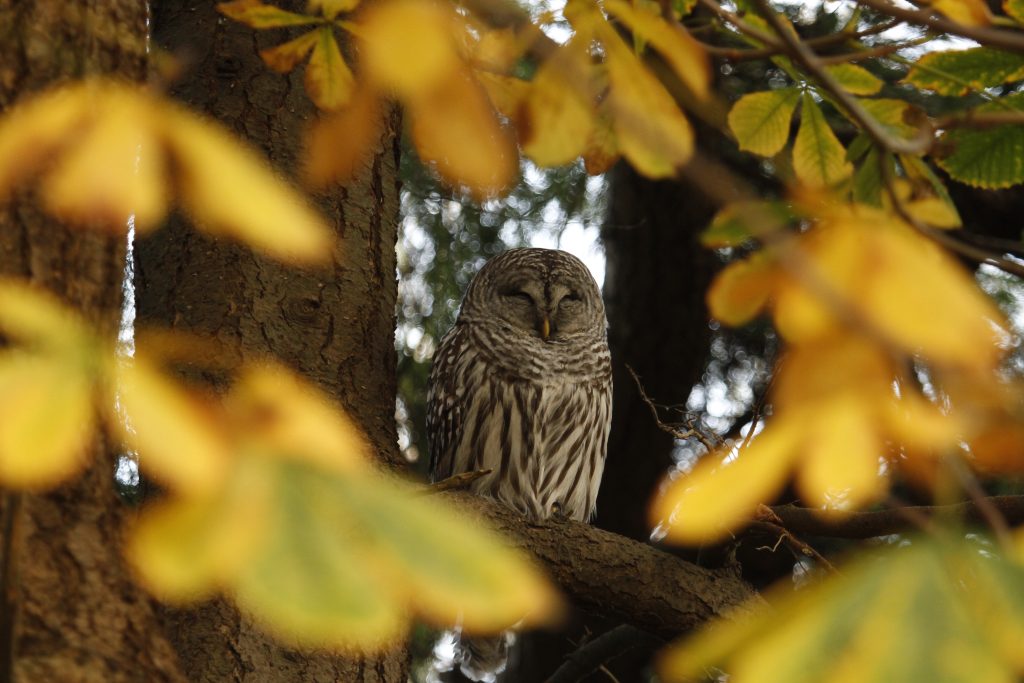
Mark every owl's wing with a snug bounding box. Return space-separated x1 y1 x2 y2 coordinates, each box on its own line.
426 324 466 482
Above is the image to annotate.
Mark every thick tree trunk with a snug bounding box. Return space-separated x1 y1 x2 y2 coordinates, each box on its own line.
137 1 406 680
596 162 720 541
0 2 186 681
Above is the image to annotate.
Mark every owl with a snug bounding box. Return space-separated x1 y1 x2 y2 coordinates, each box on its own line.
427 248 612 680
428 247 613 522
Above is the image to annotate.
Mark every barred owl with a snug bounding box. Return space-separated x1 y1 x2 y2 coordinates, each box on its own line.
427 248 612 680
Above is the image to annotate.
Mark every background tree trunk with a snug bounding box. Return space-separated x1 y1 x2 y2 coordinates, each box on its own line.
136 1 406 680
0 1 186 681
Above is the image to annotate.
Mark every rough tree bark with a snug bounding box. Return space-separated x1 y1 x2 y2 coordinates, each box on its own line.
0 2 186 681
596 162 720 542
135 1 407 680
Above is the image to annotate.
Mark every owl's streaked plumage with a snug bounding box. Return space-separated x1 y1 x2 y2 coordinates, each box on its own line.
427 247 613 523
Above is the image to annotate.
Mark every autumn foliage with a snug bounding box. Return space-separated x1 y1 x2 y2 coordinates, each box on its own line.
4 0 1024 679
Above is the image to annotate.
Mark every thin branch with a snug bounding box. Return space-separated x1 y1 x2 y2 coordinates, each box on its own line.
750 0 933 155
768 495 1024 538
544 625 659 683
750 513 840 575
817 37 929 64
424 469 493 494
696 0 784 47
627 365 721 451
933 110 1024 129
947 457 1013 550
856 0 1024 54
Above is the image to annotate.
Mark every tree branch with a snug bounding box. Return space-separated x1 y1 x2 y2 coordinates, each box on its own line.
444 492 762 641
769 496 1024 538
544 625 660 683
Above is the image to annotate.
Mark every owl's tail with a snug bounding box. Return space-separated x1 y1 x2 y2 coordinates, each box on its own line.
457 632 514 681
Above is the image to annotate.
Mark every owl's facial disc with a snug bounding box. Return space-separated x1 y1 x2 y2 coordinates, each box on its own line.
498 278 591 341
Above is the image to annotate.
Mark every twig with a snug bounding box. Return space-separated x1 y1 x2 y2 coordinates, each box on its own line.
544 625 660 683
626 365 721 451
752 506 839 574
933 110 1024 129
856 0 1024 54
947 457 1013 550
696 0 784 47
425 470 493 494
768 495 1024 538
750 0 933 156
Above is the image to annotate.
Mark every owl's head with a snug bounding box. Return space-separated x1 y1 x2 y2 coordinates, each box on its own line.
460 248 606 342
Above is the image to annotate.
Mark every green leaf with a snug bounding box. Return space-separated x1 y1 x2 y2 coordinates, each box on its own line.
308 0 360 19
217 0 322 28
701 201 793 248
853 148 885 206
846 132 872 163
905 47 1024 96
727 88 800 157
793 93 852 187
938 94 1024 188
661 536 1024 683
826 64 883 96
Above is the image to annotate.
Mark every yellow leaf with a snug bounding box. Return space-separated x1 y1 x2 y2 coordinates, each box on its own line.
259 29 320 73
0 279 91 351
308 0 360 18
305 86 384 186
217 0 321 27
0 354 94 490
331 472 564 633
728 89 800 158
472 28 526 72
476 71 530 120
161 105 333 263
357 0 461 99
825 63 884 96
793 93 852 187
706 252 777 326
652 422 802 544
126 454 273 602
602 0 710 98
0 84 91 202
582 118 620 175
520 47 594 167
111 356 232 494
41 89 167 231
934 0 993 25
599 22 693 177
903 196 962 229
798 398 885 511
409 71 518 198
305 27 355 111
227 363 371 473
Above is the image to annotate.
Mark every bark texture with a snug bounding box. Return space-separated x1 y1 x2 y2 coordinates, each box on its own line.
138 1 406 680
596 163 720 541
0 2 186 682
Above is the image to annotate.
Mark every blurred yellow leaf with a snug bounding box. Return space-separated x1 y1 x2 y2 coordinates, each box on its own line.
728 89 800 157
0 280 92 352
706 252 777 326
306 27 355 111
934 0 993 25
652 423 801 544
228 363 371 473
308 0 360 19
793 93 852 187
126 454 273 602
825 63 884 96
217 0 321 27
520 47 594 167
42 89 167 230
357 0 461 99
333 472 564 633
162 105 333 262
582 118 621 175
0 353 94 489
259 29 320 73
602 0 709 98
305 86 383 187
599 22 694 177
472 28 527 72
662 536 1024 683
476 72 530 120
111 356 232 494
409 72 518 199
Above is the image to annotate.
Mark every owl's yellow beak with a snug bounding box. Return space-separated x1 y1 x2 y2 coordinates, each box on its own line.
540 315 551 340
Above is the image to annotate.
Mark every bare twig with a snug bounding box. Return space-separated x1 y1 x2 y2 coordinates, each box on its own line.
856 0 1024 54
933 110 1024 129
627 365 721 451
947 457 1013 550
425 470 493 494
752 506 840 574
544 625 660 683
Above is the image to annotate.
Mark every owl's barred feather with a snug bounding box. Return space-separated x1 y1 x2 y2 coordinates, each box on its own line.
427 248 612 680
